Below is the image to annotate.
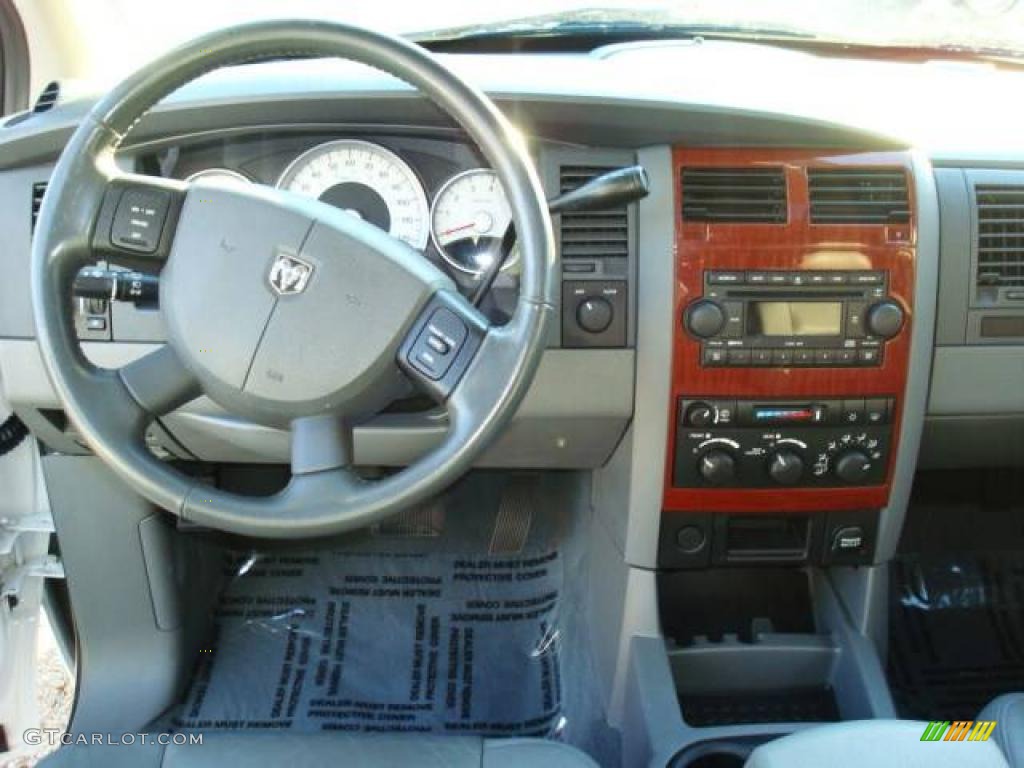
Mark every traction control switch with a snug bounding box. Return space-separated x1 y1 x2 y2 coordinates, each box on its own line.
407 307 468 381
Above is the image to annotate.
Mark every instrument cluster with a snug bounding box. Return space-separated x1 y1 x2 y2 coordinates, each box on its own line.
177 136 516 282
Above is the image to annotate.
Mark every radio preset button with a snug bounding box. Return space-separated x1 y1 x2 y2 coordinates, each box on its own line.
793 349 815 366
816 349 837 365
772 349 794 366
826 273 849 285
751 349 772 366
707 271 745 285
746 271 770 284
703 347 727 366
858 348 881 365
767 273 789 285
728 349 751 365
836 349 857 365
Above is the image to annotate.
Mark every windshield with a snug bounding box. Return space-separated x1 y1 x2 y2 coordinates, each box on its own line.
52 0 1024 83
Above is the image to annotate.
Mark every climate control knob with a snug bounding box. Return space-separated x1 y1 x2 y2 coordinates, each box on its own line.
698 448 736 486
866 300 905 339
767 448 805 486
834 449 872 484
685 299 727 339
576 297 614 334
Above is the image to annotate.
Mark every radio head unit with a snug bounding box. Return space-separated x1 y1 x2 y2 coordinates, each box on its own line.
684 270 905 367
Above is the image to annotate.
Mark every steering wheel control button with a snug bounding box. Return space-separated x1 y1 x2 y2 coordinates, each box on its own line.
111 188 171 253
408 307 468 380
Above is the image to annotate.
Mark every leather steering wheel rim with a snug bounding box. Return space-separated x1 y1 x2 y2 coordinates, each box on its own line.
31 20 556 538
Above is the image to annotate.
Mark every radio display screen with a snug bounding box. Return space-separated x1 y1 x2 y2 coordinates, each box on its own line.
748 301 842 337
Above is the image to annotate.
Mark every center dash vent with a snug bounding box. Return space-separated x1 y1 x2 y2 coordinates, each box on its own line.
558 165 629 259
681 167 787 224
975 185 1024 287
808 169 909 224
31 182 47 233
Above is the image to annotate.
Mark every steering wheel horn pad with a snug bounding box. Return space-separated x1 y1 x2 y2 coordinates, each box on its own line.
30 20 555 538
161 181 456 426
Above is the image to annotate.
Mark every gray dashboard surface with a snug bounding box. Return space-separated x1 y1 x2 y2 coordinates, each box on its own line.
3 36 1024 474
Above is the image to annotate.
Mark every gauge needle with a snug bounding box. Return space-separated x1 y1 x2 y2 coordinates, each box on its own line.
440 222 476 237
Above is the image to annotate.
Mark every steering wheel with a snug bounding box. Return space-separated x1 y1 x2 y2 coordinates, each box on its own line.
30 20 555 538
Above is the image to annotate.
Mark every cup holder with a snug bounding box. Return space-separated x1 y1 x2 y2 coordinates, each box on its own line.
668 738 765 768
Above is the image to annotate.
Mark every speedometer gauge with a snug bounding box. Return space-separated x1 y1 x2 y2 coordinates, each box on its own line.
430 169 517 275
276 140 429 250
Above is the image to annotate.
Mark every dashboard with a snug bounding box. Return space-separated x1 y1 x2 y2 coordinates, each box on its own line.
1 39 1023 568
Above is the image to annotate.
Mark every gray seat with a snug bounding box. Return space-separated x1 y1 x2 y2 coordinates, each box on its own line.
746 720 1009 767
38 732 599 768
979 694 1024 767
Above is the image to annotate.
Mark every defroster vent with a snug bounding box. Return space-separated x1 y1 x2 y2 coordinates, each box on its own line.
558 165 629 259
976 185 1024 287
808 168 909 224
681 167 787 223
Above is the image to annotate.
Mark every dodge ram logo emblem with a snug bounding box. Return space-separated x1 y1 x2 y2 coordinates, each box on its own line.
268 253 313 296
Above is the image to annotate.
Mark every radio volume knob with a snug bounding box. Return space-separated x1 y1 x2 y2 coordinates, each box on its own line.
767 448 805 485
698 448 736 486
685 300 727 339
866 300 905 339
686 402 716 427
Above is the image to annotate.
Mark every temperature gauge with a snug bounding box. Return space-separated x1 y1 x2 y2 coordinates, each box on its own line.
430 169 518 275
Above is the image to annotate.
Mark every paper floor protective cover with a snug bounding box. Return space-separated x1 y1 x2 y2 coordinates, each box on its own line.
173 475 579 740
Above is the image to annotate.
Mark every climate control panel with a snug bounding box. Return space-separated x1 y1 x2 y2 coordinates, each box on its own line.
674 398 894 490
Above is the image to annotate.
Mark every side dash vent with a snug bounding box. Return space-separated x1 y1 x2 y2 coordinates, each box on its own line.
808 168 909 224
33 82 60 114
31 182 47 233
681 167 787 224
558 165 629 259
975 185 1024 288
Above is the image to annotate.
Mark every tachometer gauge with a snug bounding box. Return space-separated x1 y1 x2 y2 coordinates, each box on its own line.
184 168 252 186
276 139 429 250
430 169 517 275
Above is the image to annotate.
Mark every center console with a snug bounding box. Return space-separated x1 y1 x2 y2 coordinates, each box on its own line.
660 149 916 568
